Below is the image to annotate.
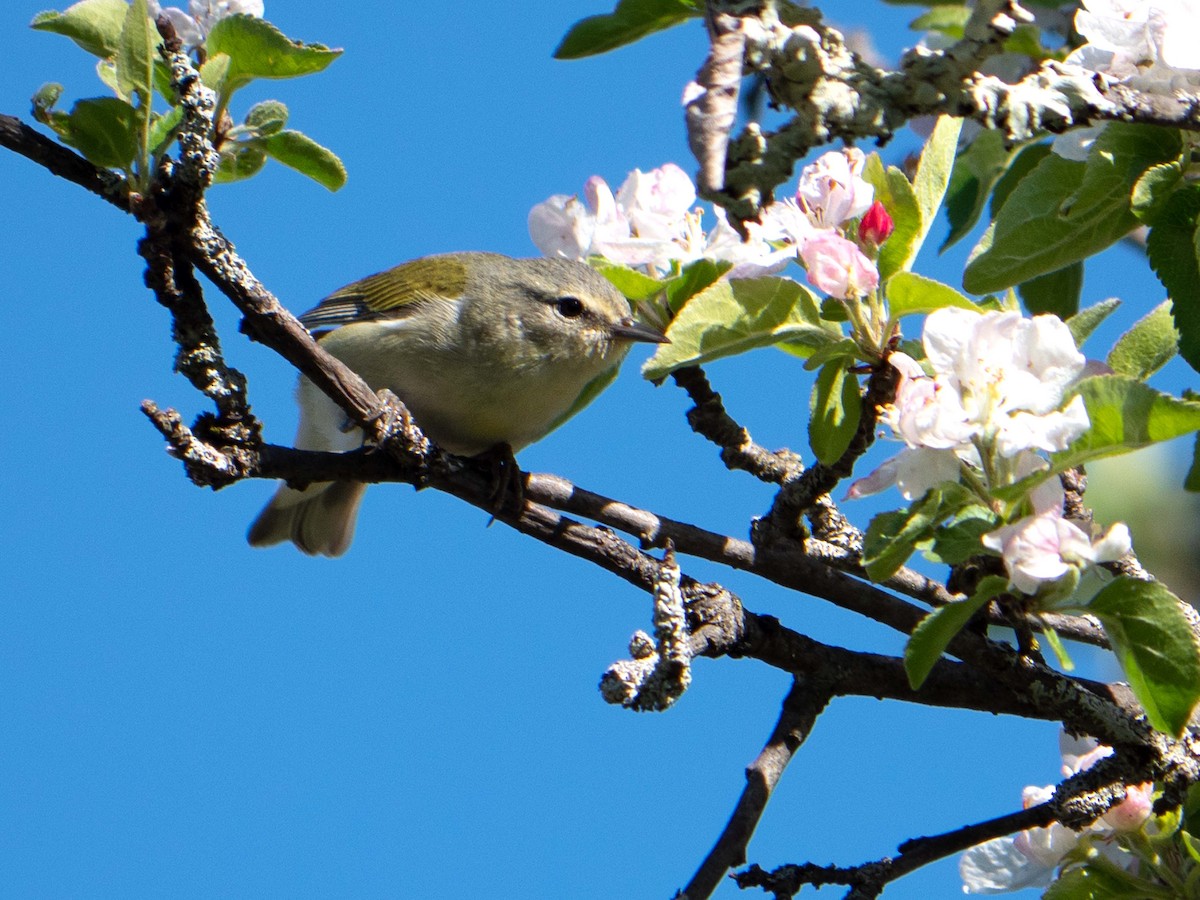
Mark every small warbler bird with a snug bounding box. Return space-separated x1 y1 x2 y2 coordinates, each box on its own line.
248 251 666 556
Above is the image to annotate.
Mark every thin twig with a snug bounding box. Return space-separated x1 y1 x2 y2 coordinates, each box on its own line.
679 678 832 900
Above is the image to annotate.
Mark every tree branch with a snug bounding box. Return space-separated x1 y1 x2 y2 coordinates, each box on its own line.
679 677 832 900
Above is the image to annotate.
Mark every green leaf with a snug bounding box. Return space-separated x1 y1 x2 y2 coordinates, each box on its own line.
941 129 1013 251
910 6 970 36
245 99 289 136
553 0 701 59
809 362 862 465
116 0 155 102
1053 375 1200 472
801 337 859 371
594 261 664 303
861 154 921 281
1187 433 1200 492
1132 159 1183 225
31 0 128 58
863 483 974 581
1082 577 1200 736
1042 864 1144 900
205 15 342 93
1017 261 1082 318
665 257 730 313
927 508 996 565
905 576 1007 689
886 271 979 319
147 104 183 155
65 96 140 169
909 115 962 262
200 52 232 94
1067 297 1121 348
1146 185 1200 373
261 129 346 191
642 276 839 380
965 124 1182 293
214 142 266 183
989 141 1051 219
1107 301 1178 379
31 81 65 118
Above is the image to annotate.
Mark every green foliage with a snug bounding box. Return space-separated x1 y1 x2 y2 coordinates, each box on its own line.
911 115 962 262
31 0 128 58
260 130 346 191
60 95 140 169
204 15 341 94
1068 297 1122 349
927 508 996 565
214 142 266 182
1017 262 1083 319
965 125 1182 294
941 129 1017 251
1107 301 1179 380
642 277 840 380
116 0 154 102
31 3 345 191
1131 160 1184 224
1146 185 1200 373
1053 376 1200 472
863 483 975 581
664 258 731 314
887 271 981 319
553 0 701 59
808 361 862 465
905 576 1006 689
244 99 288 136
595 262 666 303
1076 578 1200 737
1042 864 1147 900
861 154 920 282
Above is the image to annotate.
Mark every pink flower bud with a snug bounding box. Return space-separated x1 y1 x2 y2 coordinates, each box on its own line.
859 201 894 247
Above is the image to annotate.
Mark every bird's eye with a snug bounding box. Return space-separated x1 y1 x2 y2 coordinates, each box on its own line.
556 296 585 318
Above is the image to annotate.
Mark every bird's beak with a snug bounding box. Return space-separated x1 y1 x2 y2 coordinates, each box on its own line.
611 316 669 344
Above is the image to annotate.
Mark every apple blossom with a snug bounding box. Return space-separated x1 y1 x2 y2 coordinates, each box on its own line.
148 0 264 47
961 735 1150 894
799 231 879 299
1066 0 1200 92
530 164 786 274
982 512 1131 595
795 147 874 228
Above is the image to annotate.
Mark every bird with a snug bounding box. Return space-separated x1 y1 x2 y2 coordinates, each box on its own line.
247 251 667 556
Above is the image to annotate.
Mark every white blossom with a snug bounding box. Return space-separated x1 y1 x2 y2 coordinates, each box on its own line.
795 147 874 228
961 734 1150 893
1066 0 1200 92
850 309 1090 502
148 0 263 47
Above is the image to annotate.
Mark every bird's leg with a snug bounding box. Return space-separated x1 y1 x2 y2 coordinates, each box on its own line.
479 442 526 518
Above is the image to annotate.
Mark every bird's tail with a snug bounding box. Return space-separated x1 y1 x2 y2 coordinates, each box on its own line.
247 481 367 557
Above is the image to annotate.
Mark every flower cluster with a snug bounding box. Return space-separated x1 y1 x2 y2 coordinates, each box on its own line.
1068 0 1200 92
527 150 893 299
960 734 1153 894
148 0 263 49
851 307 1129 594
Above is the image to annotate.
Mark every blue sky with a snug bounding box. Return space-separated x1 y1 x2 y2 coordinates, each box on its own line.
2 3 1193 898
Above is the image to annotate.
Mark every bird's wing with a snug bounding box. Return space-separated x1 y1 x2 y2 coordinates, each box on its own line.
298 255 470 333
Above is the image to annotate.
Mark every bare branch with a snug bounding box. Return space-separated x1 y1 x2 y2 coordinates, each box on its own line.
679 678 832 900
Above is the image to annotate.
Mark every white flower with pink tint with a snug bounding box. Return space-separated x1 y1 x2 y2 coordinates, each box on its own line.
530 164 787 275
615 164 697 241
1065 0 1200 91
799 231 879 298
795 148 874 228
961 734 1151 894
